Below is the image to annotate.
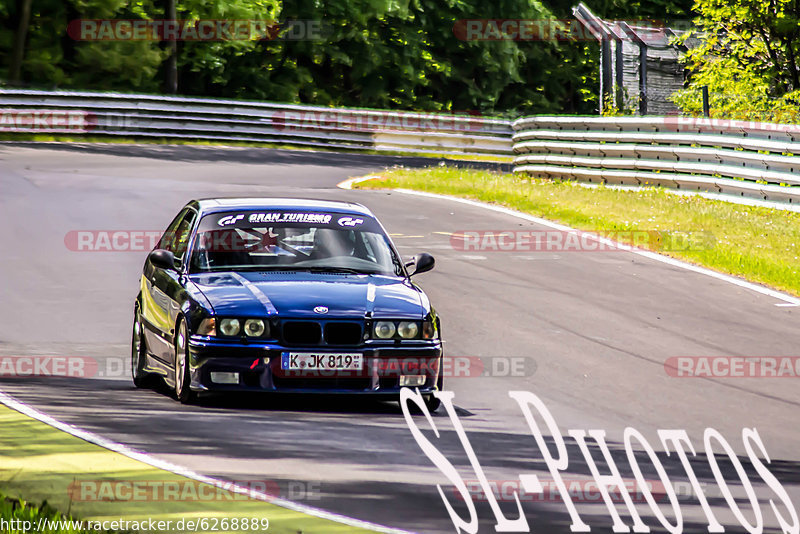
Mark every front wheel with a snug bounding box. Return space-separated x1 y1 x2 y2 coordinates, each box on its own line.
174 320 196 404
425 361 444 412
422 371 444 412
424 393 441 413
131 311 153 388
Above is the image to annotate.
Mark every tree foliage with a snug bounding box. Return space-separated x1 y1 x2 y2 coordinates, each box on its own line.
0 0 690 115
672 0 800 121
219 0 593 113
1 0 280 93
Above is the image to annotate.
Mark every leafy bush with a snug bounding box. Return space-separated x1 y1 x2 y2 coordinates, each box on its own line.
671 0 800 122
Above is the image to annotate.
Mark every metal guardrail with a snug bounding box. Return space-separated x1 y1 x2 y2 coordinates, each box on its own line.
512 116 800 203
0 89 514 157
3 90 800 203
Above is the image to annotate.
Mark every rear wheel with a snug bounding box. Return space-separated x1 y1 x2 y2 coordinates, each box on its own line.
131 311 152 388
174 320 196 404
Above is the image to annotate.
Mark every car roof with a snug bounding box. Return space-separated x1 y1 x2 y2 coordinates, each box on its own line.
190 198 375 217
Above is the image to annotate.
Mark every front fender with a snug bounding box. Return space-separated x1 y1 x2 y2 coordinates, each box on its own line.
178 295 213 337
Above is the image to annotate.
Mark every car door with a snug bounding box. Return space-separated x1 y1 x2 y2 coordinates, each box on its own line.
142 208 197 364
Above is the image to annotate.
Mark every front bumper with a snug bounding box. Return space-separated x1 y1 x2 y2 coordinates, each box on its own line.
187 337 443 395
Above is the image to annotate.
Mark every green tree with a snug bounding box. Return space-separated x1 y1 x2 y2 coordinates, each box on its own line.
0 0 280 93
202 0 593 114
2 0 166 90
672 0 800 120
0 0 697 115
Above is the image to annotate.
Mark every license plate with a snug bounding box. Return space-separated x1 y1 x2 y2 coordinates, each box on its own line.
281 352 363 371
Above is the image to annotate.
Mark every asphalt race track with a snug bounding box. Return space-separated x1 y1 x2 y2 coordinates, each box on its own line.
1 143 799 533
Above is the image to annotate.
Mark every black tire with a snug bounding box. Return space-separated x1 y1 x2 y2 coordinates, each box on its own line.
424 357 444 412
174 319 196 404
131 310 153 388
424 393 441 413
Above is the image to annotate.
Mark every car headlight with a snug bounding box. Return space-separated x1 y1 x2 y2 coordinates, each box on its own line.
219 318 241 336
397 321 419 339
197 318 216 336
374 321 396 339
422 320 436 339
244 318 268 338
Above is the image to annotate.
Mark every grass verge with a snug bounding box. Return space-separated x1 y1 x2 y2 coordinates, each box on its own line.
0 403 370 533
0 491 102 533
355 166 800 297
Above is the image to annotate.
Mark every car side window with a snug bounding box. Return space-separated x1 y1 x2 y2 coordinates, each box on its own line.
158 209 189 251
157 209 197 264
171 211 197 264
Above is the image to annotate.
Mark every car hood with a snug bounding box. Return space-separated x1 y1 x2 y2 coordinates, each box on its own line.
189 271 426 319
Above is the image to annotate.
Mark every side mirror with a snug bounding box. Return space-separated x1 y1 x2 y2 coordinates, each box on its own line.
149 249 176 271
408 253 435 276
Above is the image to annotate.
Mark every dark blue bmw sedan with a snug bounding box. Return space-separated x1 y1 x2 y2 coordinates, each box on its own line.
132 198 442 410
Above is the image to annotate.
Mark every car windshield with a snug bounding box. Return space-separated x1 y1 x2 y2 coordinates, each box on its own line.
189 210 403 276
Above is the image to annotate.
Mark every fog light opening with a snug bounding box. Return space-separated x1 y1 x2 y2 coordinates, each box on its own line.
400 375 426 387
210 372 239 384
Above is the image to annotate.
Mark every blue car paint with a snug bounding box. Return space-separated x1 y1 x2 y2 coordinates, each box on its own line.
191 272 425 319
134 198 442 398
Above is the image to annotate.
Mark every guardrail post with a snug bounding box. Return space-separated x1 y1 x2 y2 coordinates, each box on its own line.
573 3 613 114
600 39 612 113
164 0 178 93
614 37 624 111
9 0 33 84
619 22 647 116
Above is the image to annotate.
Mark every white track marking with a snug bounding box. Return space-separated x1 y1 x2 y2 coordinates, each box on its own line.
394 188 800 306
511 255 561 261
0 390 415 534
337 175 383 189
574 181 800 213
397 188 800 306
341 176 799 306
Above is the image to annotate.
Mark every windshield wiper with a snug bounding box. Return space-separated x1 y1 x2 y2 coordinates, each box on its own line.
302 266 372 275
